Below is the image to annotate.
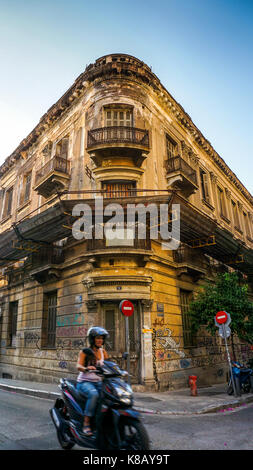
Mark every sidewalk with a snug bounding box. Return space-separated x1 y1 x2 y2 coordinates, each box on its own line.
0 377 253 415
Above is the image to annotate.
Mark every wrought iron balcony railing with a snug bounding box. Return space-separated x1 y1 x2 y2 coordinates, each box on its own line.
86 236 151 251
165 156 198 187
35 156 70 186
87 126 150 149
30 246 64 269
173 244 207 271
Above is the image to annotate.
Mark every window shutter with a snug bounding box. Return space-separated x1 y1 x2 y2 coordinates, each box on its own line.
60 138 69 159
202 173 210 201
24 173 31 202
0 189 4 218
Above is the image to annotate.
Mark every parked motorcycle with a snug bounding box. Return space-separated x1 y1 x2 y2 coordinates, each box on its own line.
50 360 150 450
227 360 253 396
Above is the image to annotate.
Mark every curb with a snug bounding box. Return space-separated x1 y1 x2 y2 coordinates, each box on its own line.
0 382 154 414
0 383 60 401
1 382 253 415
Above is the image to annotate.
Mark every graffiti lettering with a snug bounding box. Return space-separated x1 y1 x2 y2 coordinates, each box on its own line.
56 338 87 349
24 331 40 347
57 326 87 338
56 314 85 327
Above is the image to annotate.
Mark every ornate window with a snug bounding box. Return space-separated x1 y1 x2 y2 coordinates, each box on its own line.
19 171 32 206
231 200 241 231
217 186 227 218
199 169 210 203
166 134 178 159
3 186 13 219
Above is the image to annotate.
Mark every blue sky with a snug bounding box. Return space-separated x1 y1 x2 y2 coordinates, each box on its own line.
0 0 252 193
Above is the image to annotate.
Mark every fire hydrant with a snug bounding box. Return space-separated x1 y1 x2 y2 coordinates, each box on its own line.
189 375 198 396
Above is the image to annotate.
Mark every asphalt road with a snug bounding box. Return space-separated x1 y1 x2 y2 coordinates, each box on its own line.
0 389 253 451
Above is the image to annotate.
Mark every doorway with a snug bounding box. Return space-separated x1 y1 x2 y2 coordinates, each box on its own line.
102 301 141 383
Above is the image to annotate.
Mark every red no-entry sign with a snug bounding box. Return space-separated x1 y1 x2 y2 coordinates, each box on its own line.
119 299 134 317
215 311 228 325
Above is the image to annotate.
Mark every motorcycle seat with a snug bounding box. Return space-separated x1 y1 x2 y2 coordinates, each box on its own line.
64 379 86 402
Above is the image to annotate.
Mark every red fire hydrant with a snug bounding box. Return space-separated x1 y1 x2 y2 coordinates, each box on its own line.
189 375 198 396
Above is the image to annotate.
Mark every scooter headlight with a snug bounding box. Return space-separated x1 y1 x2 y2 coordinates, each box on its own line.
113 383 133 403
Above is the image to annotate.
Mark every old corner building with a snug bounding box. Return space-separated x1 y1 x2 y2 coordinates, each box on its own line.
0 53 253 391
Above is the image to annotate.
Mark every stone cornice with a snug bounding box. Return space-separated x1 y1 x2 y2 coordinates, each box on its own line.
0 53 252 207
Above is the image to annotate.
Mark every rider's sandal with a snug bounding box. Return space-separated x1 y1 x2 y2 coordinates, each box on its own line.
82 426 93 436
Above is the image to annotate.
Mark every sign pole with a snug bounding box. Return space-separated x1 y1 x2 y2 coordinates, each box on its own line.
125 316 131 384
222 323 237 397
119 299 134 384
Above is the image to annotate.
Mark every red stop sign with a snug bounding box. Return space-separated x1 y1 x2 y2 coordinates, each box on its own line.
119 300 134 317
215 311 228 325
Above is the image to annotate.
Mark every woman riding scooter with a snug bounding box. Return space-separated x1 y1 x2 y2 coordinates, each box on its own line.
76 326 109 436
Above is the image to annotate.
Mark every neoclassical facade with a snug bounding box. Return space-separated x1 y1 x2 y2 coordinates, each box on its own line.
0 54 252 390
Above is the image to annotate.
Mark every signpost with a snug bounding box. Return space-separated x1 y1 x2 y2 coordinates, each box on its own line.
214 311 238 396
119 300 134 383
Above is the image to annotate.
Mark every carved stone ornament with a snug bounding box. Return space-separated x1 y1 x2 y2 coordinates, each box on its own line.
225 188 231 199
140 299 154 310
209 171 218 183
82 276 95 289
86 300 98 311
181 140 199 165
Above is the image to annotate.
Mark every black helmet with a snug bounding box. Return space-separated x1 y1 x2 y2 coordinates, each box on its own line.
87 326 109 347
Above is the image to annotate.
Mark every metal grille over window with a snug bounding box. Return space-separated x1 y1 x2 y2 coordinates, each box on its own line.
42 292 57 348
102 181 136 198
8 301 18 347
180 290 194 348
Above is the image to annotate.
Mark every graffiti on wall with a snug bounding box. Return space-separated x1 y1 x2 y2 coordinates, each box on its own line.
57 326 87 337
56 338 86 349
56 313 85 327
24 331 40 348
154 327 185 359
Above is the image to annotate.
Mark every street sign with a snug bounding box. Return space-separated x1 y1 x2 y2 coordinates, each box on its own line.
215 311 228 324
218 325 231 339
119 299 134 317
214 311 238 396
214 311 231 327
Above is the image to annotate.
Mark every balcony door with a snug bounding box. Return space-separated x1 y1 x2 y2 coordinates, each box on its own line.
105 109 133 127
105 109 133 141
102 180 136 198
102 302 141 383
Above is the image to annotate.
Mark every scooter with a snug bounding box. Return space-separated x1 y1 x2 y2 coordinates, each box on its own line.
50 359 150 450
227 360 253 396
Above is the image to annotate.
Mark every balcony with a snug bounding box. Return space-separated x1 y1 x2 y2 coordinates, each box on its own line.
173 244 208 280
87 126 150 167
85 234 152 267
165 156 198 197
34 156 70 198
27 245 64 283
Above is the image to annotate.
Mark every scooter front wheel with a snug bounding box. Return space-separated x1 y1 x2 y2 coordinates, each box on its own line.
118 417 150 450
